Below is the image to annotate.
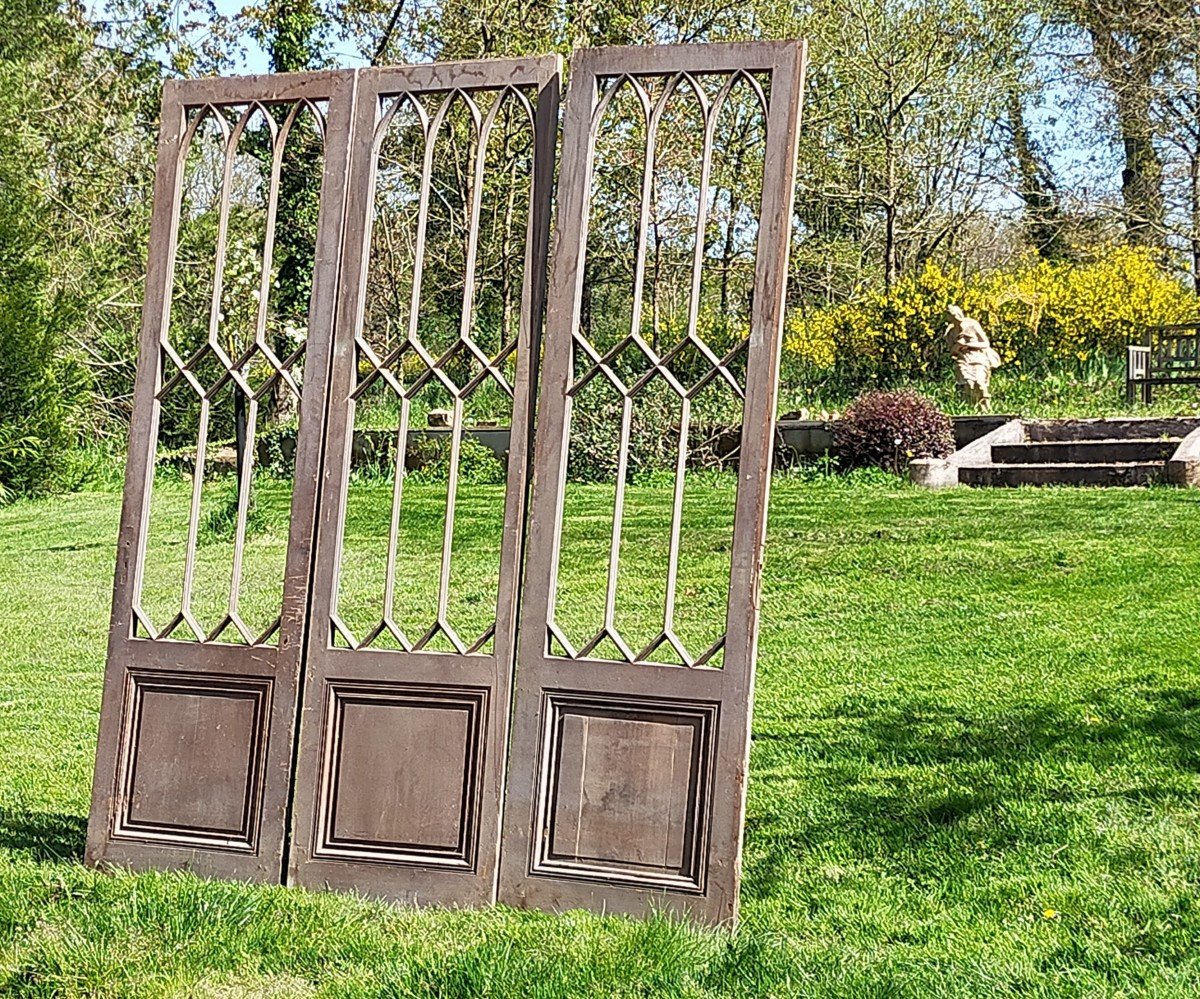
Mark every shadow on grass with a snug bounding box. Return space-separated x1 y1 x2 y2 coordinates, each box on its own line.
40 542 110 554
743 682 1200 903
0 810 86 862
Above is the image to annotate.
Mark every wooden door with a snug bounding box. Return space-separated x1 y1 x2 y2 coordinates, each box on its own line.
287 57 560 905
497 41 806 924
86 71 357 881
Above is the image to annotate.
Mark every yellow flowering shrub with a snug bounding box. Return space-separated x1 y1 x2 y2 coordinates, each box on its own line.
783 307 840 369
785 246 1196 378
1051 246 1193 358
654 304 749 356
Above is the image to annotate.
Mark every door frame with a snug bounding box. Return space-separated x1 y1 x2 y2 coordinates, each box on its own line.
286 55 561 905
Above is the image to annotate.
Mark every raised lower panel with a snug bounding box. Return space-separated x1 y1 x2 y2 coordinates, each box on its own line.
313 680 487 869
532 692 718 893
113 670 272 851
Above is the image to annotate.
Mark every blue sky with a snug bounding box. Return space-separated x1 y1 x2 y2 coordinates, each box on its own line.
212 0 367 73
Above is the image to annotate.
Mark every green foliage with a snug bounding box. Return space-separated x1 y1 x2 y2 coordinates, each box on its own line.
255 0 326 72
198 478 269 545
779 352 1200 420
0 0 96 497
254 0 326 344
8 0 1200 500
406 434 507 484
60 440 130 492
774 0 1020 294
0 429 38 505
0 0 159 495
253 423 300 477
777 451 905 487
0 305 89 498
567 381 681 483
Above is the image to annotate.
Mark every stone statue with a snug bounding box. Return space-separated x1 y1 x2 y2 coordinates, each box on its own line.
945 305 1001 409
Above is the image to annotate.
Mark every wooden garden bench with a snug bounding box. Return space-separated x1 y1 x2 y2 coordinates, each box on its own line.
1127 323 1200 404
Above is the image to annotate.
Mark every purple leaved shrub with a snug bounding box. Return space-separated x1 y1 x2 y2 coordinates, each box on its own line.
833 390 954 474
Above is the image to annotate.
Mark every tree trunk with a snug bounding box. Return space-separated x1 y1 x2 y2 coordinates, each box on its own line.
500 132 519 345
1117 92 1166 247
1006 89 1068 259
234 391 249 500
1083 18 1166 248
883 135 898 294
651 173 661 346
719 122 751 317
1191 151 1200 294
720 187 737 315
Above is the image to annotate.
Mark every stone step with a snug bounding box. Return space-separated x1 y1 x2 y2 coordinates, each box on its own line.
959 462 1166 487
991 438 1181 465
1024 418 1200 442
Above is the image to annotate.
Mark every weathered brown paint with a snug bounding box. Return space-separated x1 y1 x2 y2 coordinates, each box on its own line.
497 40 807 925
87 70 357 880
286 55 561 906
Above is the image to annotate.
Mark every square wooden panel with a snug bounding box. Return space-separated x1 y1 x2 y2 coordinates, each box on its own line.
113 671 272 851
313 681 488 868
532 692 718 893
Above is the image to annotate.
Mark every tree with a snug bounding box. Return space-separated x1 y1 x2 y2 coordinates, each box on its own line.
1148 0 1200 290
764 0 1021 296
242 0 328 353
1060 0 1186 248
1005 87 1071 259
0 0 160 494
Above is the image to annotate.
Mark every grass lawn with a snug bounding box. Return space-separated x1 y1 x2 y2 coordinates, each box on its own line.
1 479 1200 995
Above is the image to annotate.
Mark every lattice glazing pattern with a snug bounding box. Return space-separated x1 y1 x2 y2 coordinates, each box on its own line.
332 86 537 655
549 70 770 669
136 100 327 646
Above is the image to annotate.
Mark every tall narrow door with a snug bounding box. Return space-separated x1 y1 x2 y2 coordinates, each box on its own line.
287 56 560 905
87 71 357 881
498 41 806 924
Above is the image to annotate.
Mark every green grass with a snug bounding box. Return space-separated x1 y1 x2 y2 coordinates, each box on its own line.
2 479 1200 995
